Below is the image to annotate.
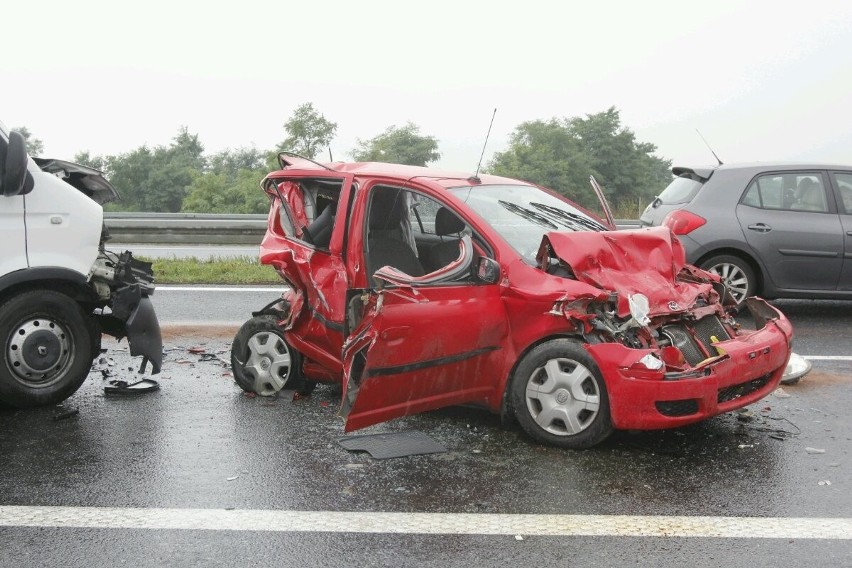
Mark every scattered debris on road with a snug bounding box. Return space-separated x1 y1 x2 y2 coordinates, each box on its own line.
52 408 79 421
338 431 448 459
104 379 160 395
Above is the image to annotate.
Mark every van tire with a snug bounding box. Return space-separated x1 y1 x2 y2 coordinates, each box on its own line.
0 290 94 408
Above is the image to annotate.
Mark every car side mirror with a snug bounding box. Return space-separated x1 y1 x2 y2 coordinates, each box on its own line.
1 131 34 197
476 257 500 284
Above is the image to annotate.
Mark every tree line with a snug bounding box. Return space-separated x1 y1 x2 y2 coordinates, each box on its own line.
13 104 671 214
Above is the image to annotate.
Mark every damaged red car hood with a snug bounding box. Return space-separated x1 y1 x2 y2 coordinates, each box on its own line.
540 226 718 317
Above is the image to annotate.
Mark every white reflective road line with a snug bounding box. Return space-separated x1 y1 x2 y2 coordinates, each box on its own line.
803 356 852 361
156 286 283 292
1 507 851 539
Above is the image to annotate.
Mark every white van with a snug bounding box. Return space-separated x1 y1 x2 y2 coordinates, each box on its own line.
0 120 161 407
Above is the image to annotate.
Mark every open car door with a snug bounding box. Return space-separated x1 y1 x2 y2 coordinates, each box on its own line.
589 175 616 230
340 239 508 432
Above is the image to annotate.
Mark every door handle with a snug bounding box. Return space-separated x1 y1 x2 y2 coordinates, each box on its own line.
747 223 771 233
847 231 852 236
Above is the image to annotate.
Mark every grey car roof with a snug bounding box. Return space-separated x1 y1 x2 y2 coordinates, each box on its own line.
675 162 852 176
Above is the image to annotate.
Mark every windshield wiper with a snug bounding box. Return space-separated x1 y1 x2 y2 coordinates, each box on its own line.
497 200 558 230
528 202 606 231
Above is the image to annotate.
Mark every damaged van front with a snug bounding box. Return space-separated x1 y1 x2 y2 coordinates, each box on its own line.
1 124 161 408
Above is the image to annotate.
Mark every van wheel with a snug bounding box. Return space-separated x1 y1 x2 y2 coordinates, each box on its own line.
231 316 312 396
0 290 94 408
700 254 756 304
510 338 613 449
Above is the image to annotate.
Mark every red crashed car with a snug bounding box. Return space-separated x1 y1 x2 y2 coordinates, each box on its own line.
231 153 793 449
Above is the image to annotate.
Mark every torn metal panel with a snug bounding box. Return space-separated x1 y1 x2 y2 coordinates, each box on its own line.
539 227 718 318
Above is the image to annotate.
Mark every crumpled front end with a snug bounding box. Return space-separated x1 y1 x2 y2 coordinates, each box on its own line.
539 227 793 430
90 250 162 374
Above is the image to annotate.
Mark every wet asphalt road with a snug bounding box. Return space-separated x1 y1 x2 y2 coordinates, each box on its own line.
1 292 851 567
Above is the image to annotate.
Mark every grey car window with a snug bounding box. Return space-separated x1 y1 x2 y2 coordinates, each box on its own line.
833 173 852 214
657 176 703 204
743 173 828 212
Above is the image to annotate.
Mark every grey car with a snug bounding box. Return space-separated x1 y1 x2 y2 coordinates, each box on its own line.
639 163 852 303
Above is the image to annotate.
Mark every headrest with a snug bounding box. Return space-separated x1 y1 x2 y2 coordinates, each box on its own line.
369 189 407 230
435 206 465 236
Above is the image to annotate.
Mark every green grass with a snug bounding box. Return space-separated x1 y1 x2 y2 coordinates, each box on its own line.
146 256 280 285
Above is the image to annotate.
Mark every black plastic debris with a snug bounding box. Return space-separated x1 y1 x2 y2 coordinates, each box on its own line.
52 408 79 421
338 431 448 459
104 379 160 395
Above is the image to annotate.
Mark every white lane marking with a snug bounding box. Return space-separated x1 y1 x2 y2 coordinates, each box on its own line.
155 286 283 292
1 507 851 539
802 356 852 361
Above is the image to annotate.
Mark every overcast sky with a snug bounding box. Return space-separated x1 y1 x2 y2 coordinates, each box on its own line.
3 1 851 172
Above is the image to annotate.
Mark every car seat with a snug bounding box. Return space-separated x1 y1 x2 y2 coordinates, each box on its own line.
303 201 337 248
367 189 424 278
422 207 465 271
796 179 825 212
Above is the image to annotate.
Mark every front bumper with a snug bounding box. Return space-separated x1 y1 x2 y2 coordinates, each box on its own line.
587 300 792 430
125 296 163 374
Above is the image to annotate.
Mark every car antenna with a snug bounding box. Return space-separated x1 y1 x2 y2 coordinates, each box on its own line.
471 108 497 182
328 147 333 161
696 129 723 166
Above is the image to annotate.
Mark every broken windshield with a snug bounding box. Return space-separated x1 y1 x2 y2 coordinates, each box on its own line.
451 184 606 263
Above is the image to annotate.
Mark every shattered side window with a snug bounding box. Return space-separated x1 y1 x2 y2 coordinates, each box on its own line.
411 195 441 235
271 178 344 249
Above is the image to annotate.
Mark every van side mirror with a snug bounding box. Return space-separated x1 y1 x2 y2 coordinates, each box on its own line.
476 257 500 284
1 131 34 197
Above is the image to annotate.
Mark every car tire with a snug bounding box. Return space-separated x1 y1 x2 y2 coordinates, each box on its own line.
699 254 756 304
510 338 613 449
231 315 311 396
0 290 95 408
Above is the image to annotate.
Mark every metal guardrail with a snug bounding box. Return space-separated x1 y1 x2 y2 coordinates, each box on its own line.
105 212 641 245
105 212 267 244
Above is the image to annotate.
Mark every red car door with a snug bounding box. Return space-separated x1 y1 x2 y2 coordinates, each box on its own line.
340 276 508 432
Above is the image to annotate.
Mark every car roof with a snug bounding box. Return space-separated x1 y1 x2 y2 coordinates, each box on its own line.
271 158 529 189
675 161 852 177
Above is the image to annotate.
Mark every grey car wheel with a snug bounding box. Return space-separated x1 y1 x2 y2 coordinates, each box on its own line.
510 338 613 449
700 255 756 304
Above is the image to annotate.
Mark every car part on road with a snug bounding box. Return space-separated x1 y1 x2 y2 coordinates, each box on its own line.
781 352 812 385
338 431 448 459
104 378 160 395
699 254 756 305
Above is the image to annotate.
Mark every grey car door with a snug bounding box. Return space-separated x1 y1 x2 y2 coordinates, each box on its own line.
830 171 852 291
736 171 843 291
